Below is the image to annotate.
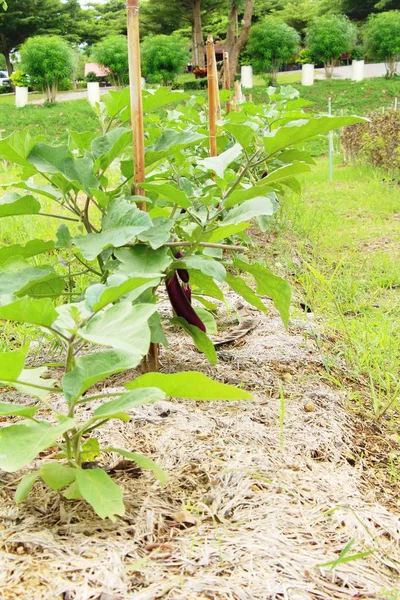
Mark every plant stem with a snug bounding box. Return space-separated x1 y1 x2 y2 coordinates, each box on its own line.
39 212 80 223
164 241 247 251
13 380 60 393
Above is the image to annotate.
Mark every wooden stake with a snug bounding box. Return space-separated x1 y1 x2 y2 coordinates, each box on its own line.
126 0 146 211
126 0 158 371
234 80 242 111
206 35 218 157
223 51 231 114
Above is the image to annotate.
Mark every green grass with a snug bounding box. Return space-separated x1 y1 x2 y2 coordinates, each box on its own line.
262 157 400 419
0 98 100 143
249 77 400 115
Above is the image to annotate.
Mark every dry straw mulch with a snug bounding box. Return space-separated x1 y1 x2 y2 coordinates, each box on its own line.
0 296 399 600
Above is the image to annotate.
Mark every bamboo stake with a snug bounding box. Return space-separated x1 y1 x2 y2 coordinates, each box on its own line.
126 0 146 211
206 35 218 157
126 0 159 371
223 51 231 114
234 80 242 112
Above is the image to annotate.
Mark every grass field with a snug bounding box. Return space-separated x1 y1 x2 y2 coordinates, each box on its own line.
263 158 400 421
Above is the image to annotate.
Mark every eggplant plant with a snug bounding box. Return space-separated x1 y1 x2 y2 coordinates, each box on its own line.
0 287 252 519
0 86 364 362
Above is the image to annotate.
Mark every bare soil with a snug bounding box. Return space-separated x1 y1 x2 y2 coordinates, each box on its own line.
0 295 399 600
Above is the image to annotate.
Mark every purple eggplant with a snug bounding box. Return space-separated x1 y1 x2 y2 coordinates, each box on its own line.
183 283 192 304
174 251 190 284
166 274 205 332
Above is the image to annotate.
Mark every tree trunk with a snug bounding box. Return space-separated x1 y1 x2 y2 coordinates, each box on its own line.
192 0 205 68
226 0 254 84
4 50 12 76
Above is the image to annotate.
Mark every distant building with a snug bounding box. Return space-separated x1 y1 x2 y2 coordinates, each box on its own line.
84 63 110 78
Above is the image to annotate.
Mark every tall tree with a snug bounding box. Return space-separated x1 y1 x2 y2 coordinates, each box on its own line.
226 0 254 81
0 0 65 74
342 0 398 21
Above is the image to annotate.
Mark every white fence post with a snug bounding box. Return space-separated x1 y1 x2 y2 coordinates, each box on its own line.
87 81 100 106
241 65 253 89
15 86 28 108
301 64 314 86
351 60 364 82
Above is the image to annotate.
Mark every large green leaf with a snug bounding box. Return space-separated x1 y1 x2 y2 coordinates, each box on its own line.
0 240 54 265
1 180 63 201
0 263 61 297
91 127 131 172
172 317 217 364
85 274 160 312
15 471 40 504
222 123 257 148
141 182 190 210
79 301 156 355
205 223 250 243
143 88 189 112
0 418 75 472
12 367 57 400
235 258 291 327
75 468 125 521
225 273 267 314
189 270 224 301
0 402 38 418
0 192 40 218
223 196 275 225
262 161 311 185
127 371 252 400
198 143 242 179
115 246 172 277
69 130 97 153
264 116 366 155
41 462 76 490
0 349 26 380
0 296 57 327
0 128 38 168
73 200 152 260
224 182 274 209
150 129 206 153
175 255 226 282
105 447 167 484
62 349 142 403
93 388 166 419
103 87 130 119
138 218 174 249
27 144 99 194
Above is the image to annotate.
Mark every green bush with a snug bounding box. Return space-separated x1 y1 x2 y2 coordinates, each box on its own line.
10 70 29 87
181 79 208 91
342 110 400 169
86 71 99 83
296 48 314 65
351 46 364 61
246 18 300 84
93 35 128 88
363 11 400 78
141 35 189 85
19 36 73 102
306 15 357 79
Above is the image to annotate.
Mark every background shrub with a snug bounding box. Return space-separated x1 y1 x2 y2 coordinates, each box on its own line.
363 11 400 78
93 35 128 87
306 15 357 79
20 35 74 102
342 110 400 169
246 18 300 84
141 35 189 85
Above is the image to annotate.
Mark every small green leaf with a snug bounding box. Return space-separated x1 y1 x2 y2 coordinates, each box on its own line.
0 192 40 218
235 258 291 327
55 224 72 249
143 88 189 112
189 270 224 301
62 349 142 403
81 438 101 462
75 468 125 521
175 256 226 282
41 462 76 490
262 161 311 185
127 371 252 400
0 402 39 418
206 223 250 243
91 127 131 171
198 143 242 179
225 273 268 314
141 182 190 210
195 307 217 334
138 218 174 249
93 388 166 419
0 418 75 472
63 481 82 500
0 296 58 328
172 317 217 364
150 129 206 153
105 447 167 484
115 246 172 277
12 367 57 400
223 197 275 225
85 275 160 312
15 471 40 504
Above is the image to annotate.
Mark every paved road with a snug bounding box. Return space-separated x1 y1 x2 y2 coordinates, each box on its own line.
30 87 115 105
313 62 389 80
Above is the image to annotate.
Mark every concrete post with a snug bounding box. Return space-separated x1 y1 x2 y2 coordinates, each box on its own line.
15 86 28 108
241 65 253 89
301 64 314 86
351 60 364 82
87 81 100 106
